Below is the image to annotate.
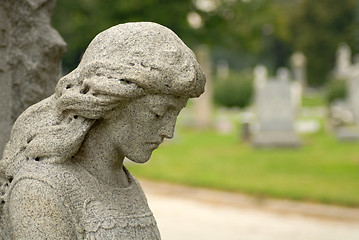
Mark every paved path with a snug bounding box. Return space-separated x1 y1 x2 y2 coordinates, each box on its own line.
139 180 359 240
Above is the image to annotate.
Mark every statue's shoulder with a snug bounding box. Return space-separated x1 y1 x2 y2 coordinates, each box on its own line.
7 160 81 206
9 161 79 197
5 162 79 239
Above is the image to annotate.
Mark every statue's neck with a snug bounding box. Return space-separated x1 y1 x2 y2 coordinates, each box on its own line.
73 121 129 188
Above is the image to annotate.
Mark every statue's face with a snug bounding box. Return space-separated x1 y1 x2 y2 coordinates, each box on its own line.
103 94 188 163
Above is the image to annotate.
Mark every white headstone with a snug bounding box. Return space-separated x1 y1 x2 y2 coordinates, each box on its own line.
253 76 300 147
291 80 302 114
331 44 359 141
195 45 212 129
276 67 290 83
336 43 352 78
254 64 267 90
348 75 359 124
290 51 306 86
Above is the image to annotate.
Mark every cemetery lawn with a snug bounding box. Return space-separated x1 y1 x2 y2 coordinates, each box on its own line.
127 128 359 207
302 93 326 107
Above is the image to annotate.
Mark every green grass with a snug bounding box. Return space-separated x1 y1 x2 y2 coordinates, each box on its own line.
302 93 326 107
126 127 359 207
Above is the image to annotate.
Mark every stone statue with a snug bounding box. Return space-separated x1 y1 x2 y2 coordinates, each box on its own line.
0 22 206 239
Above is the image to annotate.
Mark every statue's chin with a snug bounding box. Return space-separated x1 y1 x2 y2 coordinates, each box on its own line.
126 153 152 164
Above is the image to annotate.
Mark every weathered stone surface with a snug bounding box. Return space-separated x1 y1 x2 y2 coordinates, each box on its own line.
0 2 12 160
0 0 66 155
0 22 205 239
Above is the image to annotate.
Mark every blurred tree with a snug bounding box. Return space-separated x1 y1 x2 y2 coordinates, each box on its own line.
52 0 194 72
287 0 357 86
325 78 347 104
52 0 359 87
199 0 292 73
52 0 292 73
213 70 253 108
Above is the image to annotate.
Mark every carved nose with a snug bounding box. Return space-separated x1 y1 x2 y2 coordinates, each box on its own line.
160 116 177 139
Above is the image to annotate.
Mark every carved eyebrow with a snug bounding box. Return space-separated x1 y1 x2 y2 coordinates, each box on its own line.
166 102 177 109
163 101 181 109
164 101 187 111
148 104 169 115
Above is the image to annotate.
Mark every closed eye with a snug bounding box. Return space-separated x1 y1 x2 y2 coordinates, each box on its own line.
151 107 165 119
151 111 163 119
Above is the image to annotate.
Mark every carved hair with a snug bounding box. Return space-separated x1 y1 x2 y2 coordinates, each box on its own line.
0 22 205 192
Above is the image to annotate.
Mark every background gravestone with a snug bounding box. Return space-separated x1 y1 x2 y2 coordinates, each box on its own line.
253 64 267 91
194 45 212 129
335 43 351 79
330 43 359 140
277 67 302 115
290 52 306 114
335 73 359 140
0 0 66 155
348 76 359 124
290 51 307 87
253 71 300 147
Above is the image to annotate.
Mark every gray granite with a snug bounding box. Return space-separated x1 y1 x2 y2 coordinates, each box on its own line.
0 0 66 155
0 22 206 239
0 2 11 160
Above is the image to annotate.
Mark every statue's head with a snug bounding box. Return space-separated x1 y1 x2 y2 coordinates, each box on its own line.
79 22 204 97
1 22 205 172
55 22 205 119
